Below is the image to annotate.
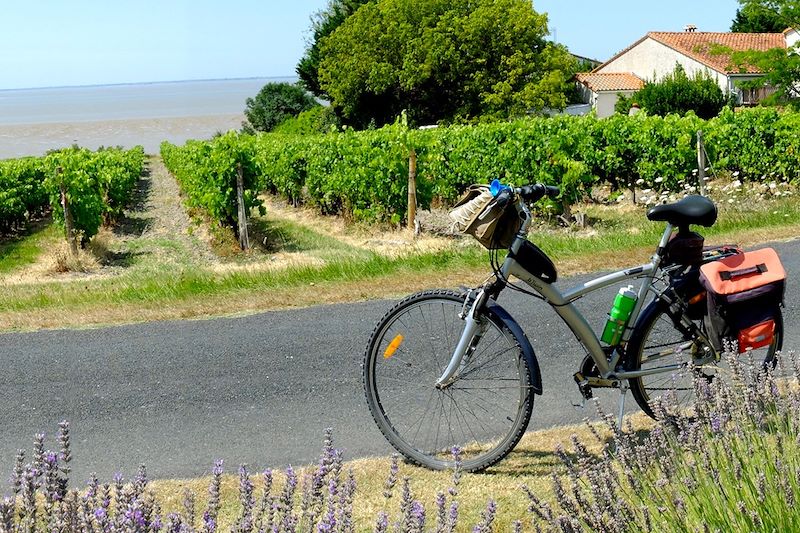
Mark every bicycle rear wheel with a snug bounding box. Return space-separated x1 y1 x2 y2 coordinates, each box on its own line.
625 301 783 419
363 289 533 471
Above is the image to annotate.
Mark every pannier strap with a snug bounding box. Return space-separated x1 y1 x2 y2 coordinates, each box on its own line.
719 263 767 281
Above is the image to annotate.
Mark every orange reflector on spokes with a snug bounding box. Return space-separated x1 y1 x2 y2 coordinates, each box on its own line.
384 334 404 359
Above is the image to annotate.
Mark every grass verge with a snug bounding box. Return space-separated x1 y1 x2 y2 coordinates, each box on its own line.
0 220 60 274
145 413 653 531
1 196 799 332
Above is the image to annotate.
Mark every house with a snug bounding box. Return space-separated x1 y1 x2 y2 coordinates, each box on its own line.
575 72 645 117
577 27 799 117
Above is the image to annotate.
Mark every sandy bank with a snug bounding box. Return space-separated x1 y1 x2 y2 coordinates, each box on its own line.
0 114 245 158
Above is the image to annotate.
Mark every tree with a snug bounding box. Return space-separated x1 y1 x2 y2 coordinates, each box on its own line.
242 83 318 133
730 1 800 106
731 6 786 32
296 0 373 97
738 0 799 27
315 0 576 128
623 65 727 119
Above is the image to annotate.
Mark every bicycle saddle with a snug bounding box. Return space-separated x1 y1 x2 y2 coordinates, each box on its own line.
646 195 717 227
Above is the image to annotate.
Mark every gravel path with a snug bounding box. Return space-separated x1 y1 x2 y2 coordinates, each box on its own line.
112 156 218 268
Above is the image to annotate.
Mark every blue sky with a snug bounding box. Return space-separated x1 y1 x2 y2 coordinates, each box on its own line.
1 0 743 90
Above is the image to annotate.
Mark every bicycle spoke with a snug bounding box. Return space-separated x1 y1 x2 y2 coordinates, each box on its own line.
365 292 532 471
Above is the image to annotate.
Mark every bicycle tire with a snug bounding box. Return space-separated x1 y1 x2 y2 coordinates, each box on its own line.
363 289 533 471
625 300 783 419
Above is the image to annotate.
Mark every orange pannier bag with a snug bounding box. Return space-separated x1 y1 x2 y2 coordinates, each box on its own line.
699 247 785 353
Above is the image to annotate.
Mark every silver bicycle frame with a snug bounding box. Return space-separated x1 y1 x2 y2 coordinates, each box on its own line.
436 199 682 387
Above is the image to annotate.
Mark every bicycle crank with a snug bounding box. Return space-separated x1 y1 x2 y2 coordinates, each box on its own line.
573 354 623 401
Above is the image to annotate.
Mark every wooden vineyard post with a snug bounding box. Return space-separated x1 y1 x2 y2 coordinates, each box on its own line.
408 149 417 234
697 130 707 196
236 162 250 250
58 167 78 256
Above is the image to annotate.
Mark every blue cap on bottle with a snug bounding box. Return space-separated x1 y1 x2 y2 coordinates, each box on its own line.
490 179 510 197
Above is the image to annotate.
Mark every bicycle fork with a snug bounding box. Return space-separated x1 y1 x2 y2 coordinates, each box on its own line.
435 288 488 388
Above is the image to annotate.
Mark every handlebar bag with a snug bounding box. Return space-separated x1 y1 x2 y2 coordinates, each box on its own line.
699 247 785 353
449 185 521 250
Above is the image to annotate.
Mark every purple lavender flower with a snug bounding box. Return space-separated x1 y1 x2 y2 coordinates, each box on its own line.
383 454 399 499
449 447 462 497
472 499 496 533
32 433 45 476
0 497 14 532
373 511 389 533
183 487 196 528
10 449 25 495
58 420 72 474
237 464 255 532
435 491 446 533
204 459 223 533
446 501 458 533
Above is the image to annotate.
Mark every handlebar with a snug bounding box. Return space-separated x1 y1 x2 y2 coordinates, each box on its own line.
493 182 560 208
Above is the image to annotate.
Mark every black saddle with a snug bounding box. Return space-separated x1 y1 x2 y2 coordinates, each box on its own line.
646 195 717 228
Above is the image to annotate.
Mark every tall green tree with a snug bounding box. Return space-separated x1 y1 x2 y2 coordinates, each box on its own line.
296 0 373 97
731 1 799 106
315 0 576 128
739 0 799 27
242 82 318 133
731 6 786 32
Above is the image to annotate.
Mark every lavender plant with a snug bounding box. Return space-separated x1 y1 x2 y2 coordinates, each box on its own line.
5 351 794 533
525 350 800 532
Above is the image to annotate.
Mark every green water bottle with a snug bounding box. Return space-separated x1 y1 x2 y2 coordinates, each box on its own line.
601 285 638 346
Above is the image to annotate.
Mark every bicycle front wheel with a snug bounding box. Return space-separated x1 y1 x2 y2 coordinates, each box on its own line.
625 301 783 419
363 290 533 471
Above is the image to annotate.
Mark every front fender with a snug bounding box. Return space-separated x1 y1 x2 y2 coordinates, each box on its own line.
487 300 543 395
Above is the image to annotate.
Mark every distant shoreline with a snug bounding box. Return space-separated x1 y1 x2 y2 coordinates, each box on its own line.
0 75 299 93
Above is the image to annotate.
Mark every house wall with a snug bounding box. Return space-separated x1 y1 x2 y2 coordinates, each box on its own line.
597 37 728 93
576 83 595 105
787 29 799 48
596 91 636 118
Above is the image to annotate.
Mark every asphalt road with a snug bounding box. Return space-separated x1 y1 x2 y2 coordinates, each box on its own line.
1 238 798 486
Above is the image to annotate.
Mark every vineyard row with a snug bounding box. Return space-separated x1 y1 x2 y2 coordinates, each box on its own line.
160 108 800 231
0 146 145 241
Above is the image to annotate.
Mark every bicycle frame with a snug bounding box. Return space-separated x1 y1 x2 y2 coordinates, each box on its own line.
437 200 687 387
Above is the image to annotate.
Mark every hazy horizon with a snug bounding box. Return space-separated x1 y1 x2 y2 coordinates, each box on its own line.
0 75 300 93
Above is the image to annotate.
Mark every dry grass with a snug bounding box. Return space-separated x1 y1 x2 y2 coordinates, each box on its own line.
1 222 799 332
47 243 100 274
0 265 485 331
145 413 654 531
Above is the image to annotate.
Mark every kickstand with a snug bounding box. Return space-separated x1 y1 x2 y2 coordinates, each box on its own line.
617 380 629 430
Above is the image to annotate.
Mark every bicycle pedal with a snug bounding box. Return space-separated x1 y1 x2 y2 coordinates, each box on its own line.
573 372 594 400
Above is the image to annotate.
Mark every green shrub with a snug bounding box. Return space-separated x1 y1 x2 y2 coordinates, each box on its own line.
242 82 319 133
272 106 340 135
632 64 727 119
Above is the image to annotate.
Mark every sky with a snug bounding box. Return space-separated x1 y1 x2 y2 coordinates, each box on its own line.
0 0 744 90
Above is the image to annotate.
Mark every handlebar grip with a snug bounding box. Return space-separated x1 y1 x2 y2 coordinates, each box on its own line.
545 185 560 198
494 189 513 208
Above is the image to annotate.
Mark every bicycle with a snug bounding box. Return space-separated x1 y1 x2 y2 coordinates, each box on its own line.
363 182 783 471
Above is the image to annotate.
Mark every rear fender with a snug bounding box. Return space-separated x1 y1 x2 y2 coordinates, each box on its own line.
487 300 543 395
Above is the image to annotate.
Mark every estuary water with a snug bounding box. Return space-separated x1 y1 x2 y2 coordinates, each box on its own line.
0 77 290 157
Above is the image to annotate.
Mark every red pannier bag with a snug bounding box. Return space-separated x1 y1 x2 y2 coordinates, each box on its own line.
699 247 785 353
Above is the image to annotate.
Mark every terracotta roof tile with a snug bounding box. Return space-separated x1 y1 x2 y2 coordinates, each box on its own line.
575 72 645 92
647 32 786 74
